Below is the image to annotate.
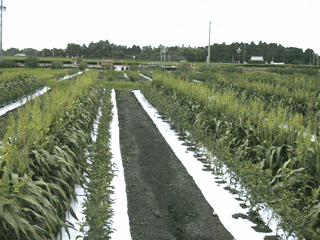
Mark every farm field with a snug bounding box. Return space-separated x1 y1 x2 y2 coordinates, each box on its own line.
0 66 319 239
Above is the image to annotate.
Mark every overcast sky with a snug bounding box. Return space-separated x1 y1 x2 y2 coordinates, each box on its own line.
2 0 319 53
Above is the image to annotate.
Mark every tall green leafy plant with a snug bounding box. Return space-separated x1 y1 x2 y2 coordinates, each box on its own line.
0 71 103 239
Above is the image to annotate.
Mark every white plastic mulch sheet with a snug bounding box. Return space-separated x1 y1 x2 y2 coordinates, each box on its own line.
109 89 132 240
139 73 152 81
58 89 133 240
56 186 87 240
0 87 50 117
133 90 297 240
59 71 82 81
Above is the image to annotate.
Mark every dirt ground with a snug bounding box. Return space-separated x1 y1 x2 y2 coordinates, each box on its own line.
116 90 234 240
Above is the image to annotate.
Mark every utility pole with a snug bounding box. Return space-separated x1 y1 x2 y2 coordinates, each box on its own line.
207 20 211 67
0 0 6 62
313 54 315 65
243 44 246 63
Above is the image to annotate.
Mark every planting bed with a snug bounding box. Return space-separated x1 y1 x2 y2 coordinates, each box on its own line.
116 90 234 240
2 68 315 239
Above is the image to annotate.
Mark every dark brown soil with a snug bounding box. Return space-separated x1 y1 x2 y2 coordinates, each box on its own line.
116 73 126 82
116 90 234 240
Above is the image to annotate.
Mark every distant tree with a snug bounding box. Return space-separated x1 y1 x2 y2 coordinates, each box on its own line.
285 47 304 64
3 47 20 56
140 46 154 60
182 47 196 61
81 44 88 58
66 43 82 57
54 48 66 58
131 45 141 55
38 48 52 57
49 39 316 64
304 48 314 65
22 48 39 56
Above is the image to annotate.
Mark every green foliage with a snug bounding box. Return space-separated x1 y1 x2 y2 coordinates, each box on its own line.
101 70 116 81
248 60 265 64
82 88 115 239
3 39 316 64
50 61 63 69
140 68 153 79
79 61 88 70
25 56 39 68
126 70 144 82
139 72 320 239
179 63 193 72
295 67 318 76
269 67 318 76
129 63 139 71
0 73 44 107
0 60 18 68
0 72 103 239
103 64 113 71
201 69 320 135
221 66 243 74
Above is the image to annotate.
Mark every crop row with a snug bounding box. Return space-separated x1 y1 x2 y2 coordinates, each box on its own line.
0 68 79 83
140 73 320 239
0 73 45 107
0 71 102 239
169 68 320 134
204 72 320 118
81 87 115 239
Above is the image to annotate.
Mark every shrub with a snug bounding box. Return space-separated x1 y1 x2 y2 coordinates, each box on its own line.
103 64 113 71
179 63 192 72
51 60 63 69
0 60 18 68
25 56 39 68
79 61 88 70
296 68 318 76
130 63 139 71
198 65 211 72
269 67 318 76
222 66 243 74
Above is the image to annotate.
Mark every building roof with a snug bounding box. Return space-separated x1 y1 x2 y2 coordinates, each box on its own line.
14 53 27 57
250 56 264 61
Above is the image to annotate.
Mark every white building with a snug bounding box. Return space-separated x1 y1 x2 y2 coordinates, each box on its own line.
14 53 27 57
250 56 264 61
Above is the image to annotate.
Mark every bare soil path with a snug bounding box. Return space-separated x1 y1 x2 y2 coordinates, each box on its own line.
116 90 234 240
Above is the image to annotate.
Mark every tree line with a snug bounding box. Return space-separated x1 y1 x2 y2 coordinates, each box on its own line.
4 40 318 64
